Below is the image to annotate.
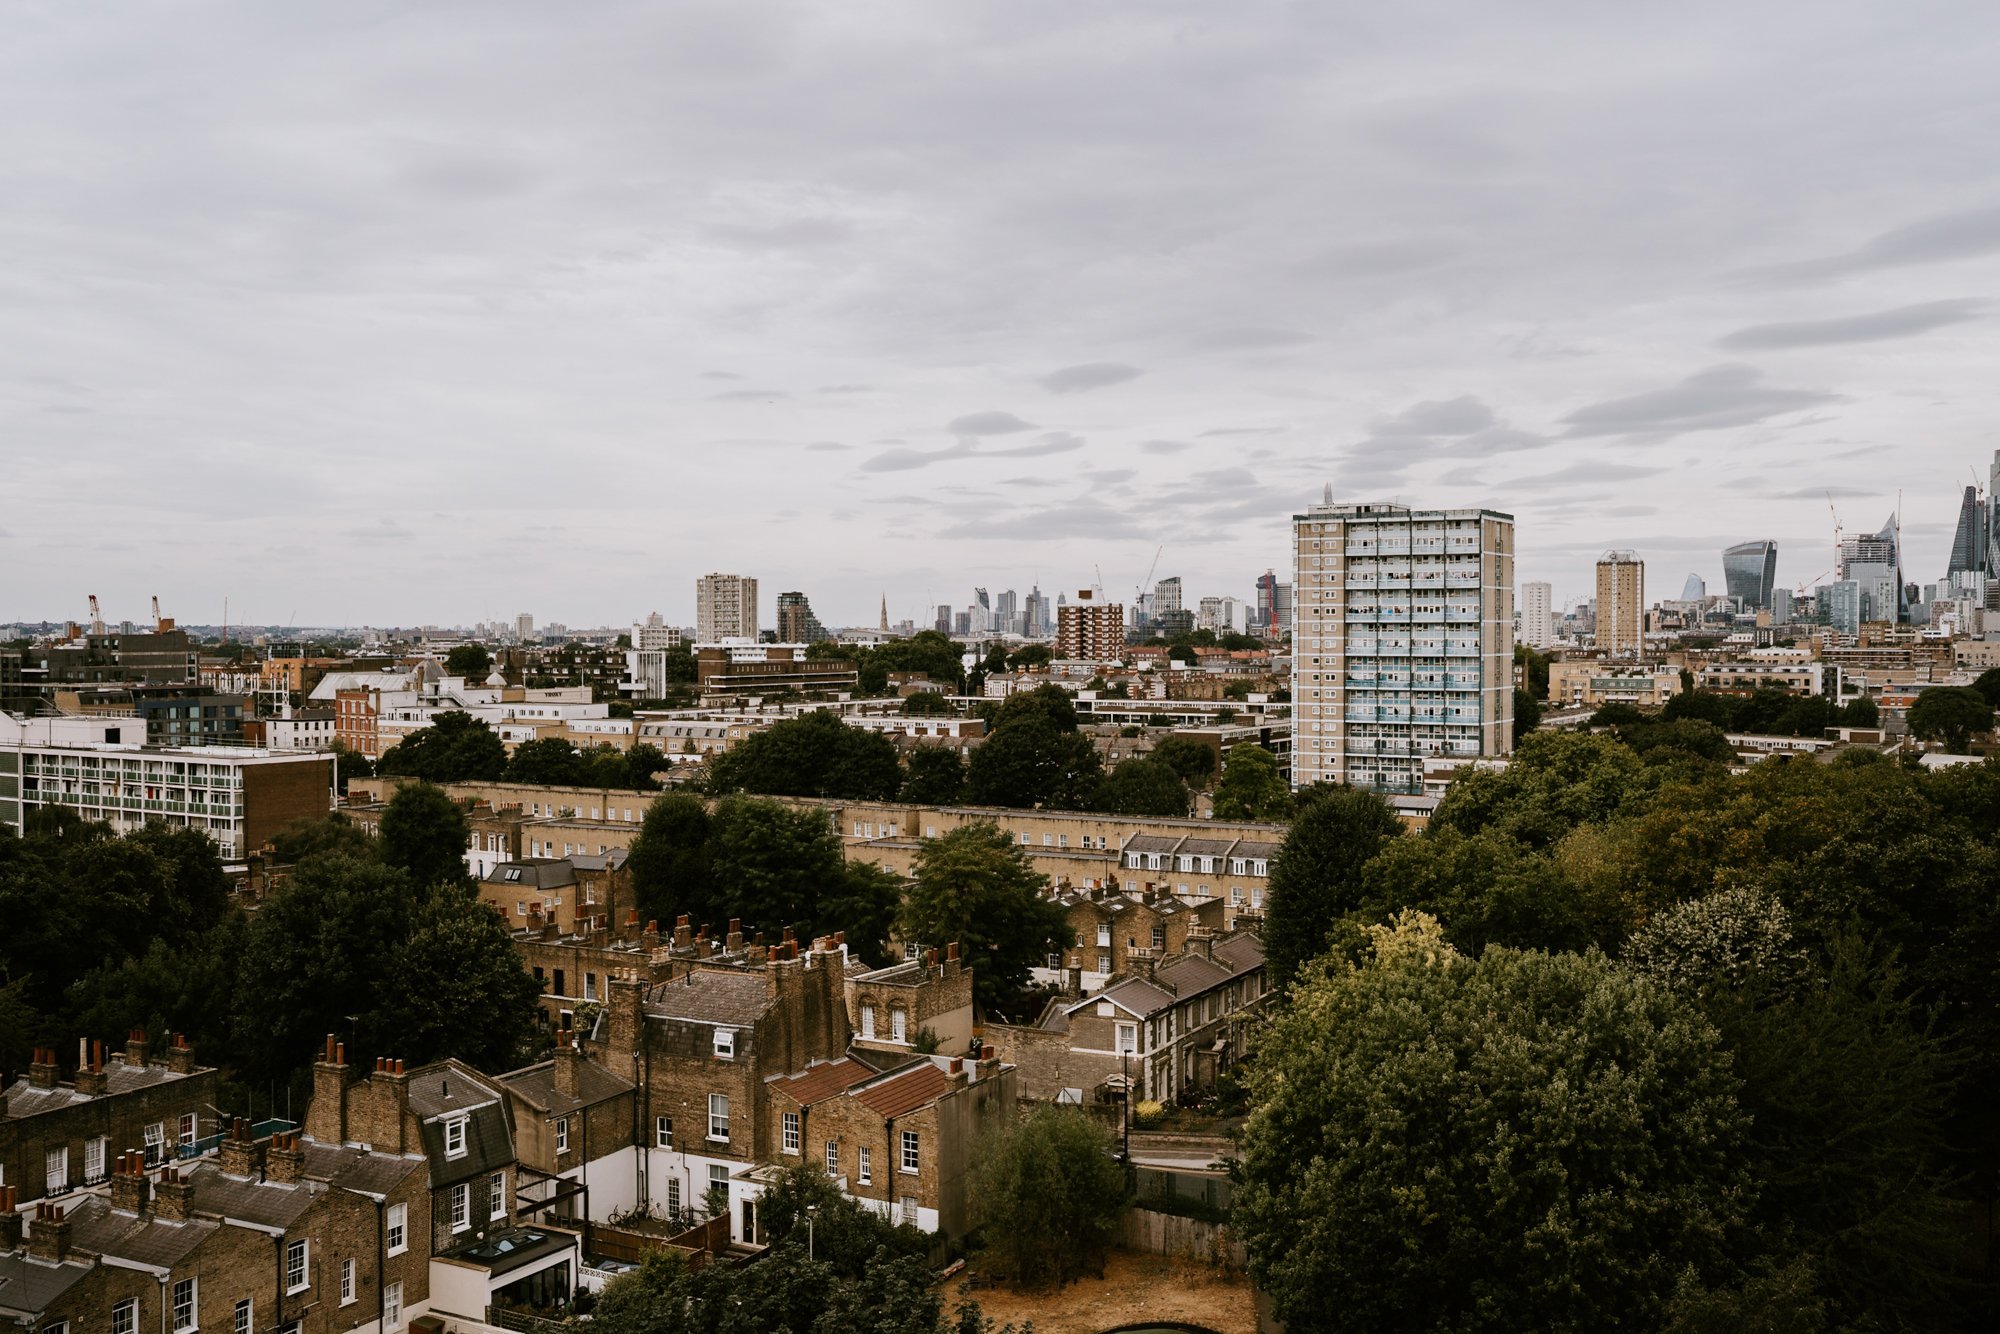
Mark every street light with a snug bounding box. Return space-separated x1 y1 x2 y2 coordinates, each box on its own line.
805 1203 818 1262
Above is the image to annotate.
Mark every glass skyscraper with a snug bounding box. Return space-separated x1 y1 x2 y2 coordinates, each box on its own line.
1722 540 1777 610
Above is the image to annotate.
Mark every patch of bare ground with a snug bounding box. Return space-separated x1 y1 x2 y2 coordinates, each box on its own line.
946 1249 1256 1334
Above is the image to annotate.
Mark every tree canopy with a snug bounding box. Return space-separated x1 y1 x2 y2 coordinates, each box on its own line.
1907 685 1994 753
444 644 492 679
377 780 471 890
896 823 1065 1014
898 746 965 806
970 1106 1126 1287
376 710 507 782
706 710 902 800
961 717 1102 810
1263 784 1401 992
1093 755 1191 817
1209 743 1291 821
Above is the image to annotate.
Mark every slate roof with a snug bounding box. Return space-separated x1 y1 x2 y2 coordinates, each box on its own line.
64 1195 216 1270
0 1252 93 1318
1213 933 1266 971
485 859 577 889
1121 835 1181 855
1069 977 1176 1020
405 1061 516 1187
570 849 629 871
766 1058 873 1107
645 970 770 1029
301 1142 426 1198
500 1058 634 1118
1175 838 1238 857
4 1062 192 1121
852 1063 954 1119
185 1163 320 1230
1156 954 1232 996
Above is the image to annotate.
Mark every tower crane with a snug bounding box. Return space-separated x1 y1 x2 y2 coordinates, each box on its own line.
151 596 162 631
88 594 105 635
1136 544 1164 604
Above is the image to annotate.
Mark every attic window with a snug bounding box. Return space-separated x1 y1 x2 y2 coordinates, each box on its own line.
444 1115 468 1158
713 1029 735 1060
503 867 522 882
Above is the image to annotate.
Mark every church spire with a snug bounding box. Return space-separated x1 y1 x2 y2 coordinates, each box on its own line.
879 594 889 632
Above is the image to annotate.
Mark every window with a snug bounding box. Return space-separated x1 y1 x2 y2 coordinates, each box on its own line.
858 1146 872 1185
655 1115 673 1148
555 1117 569 1155
713 1028 735 1060
900 1130 920 1175
233 1301 252 1334
666 1176 681 1213
384 1282 402 1333
1116 1023 1137 1055
45 1145 66 1194
285 1239 309 1292
1151 925 1165 949
1096 925 1111 947
179 1113 197 1147
114 1303 137 1334
891 1009 907 1043
340 1258 356 1305
860 1005 875 1039
900 1195 918 1225
708 1162 729 1194
173 1278 197 1332
584 973 598 1000
144 1122 165 1167
490 1171 506 1219
782 1111 800 1154
386 1202 407 1254
450 1182 470 1232
444 1116 467 1158
708 1093 730 1141
825 1140 839 1174
1097 953 1111 974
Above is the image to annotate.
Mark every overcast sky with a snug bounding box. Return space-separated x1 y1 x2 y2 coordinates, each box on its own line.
5 1 2000 629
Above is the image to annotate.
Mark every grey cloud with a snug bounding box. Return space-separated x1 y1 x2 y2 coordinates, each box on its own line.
1139 440 1193 454
1190 327 1318 351
1768 485 1877 500
862 444 969 472
1040 362 1143 393
1196 426 1285 438
984 430 1085 458
1718 299 1985 349
703 217 855 250
940 501 1148 541
1561 365 1838 437
1742 206 2000 285
817 385 872 394
699 371 743 381
947 410 1037 436
805 441 850 452
859 431 1082 472
1499 462 1672 488
1372 395 1495 437
710 389 788 401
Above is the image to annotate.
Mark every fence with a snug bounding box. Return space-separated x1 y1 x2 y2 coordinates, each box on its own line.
1119 1207 1245 1270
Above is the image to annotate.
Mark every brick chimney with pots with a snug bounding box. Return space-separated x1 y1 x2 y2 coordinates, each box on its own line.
73 1040 108 1097
152 1165 192 1220
0 1186 21 1251
305 1035 350 1146
164 1034 196 1076
123 1028 149 1068
552 1029 579 1100
28 1203 71 1262
110 1153 151 1213
220 1119 259 1177
607 970 646 1060
266 1132 304 1185
27 1047 57 1091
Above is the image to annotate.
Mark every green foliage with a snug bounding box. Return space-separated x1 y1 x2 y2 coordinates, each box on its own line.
855 630 967 696
1209 743 1291 821
1842 694 1879 727
818 861 905 968
1238 916 1750 1332
898 746 965 806
327 739 374 784
1264 785 1401 991
899 690 951 717
970 1106 1126 1287
1512 686 1543 742
1431 729 1643 849
1514 643 1551 700
378 781 471 890
1149 733 1218 787
1908 685 1995 753
503 736 588 786
370 884 544 1073
706 711 902 800
627 793 717 931
992 682 1080 732
1973 666 2000 708
897 824 1065 1014
376 710 508 782
707 797 846 938
445 644 492 679
1663 686 1866 739
962 717 1102 810
1094 756 1190 817
1007 643 1053 671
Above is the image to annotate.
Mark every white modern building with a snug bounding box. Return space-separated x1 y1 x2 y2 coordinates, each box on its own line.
1519 580 1554 649
1291 500 1516 793
696 574 759 642
1197 595 1249 634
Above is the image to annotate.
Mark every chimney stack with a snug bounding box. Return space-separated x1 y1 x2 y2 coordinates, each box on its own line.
124 1028 149 1068
28 1203 71 1262
266 1132 304 1185
726 918 743 952
164 1033 196 1076
0 1186 21 1251
153 1165 193 1219
110 1153 151 1213
673 915 692 947
552 1029 580 1099
73 1040 107 1096
306 1035 350 1146
220 1119 259 1176
27 1047 57 1091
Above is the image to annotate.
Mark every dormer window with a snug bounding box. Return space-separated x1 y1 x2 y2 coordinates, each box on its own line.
714 1028 735 1060
444 1115 468 1158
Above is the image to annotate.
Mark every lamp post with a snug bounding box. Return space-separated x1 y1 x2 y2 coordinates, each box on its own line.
805 1203 818 1262
1121 1050 1131 1166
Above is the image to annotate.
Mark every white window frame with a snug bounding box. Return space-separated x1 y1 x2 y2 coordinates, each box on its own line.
285 1239 309 1293
144 1122 165 1167
1116 1022 1137 1055
384 1281 403 1333
172 1277 198 1333
860 1005 875 1039
713 1028 735 1060
781 1111 800 1155
707 1093 730 1142
450 1182 470 1233
891 1009 907 1043
340 1258 356 1306
900 1194 918 1225
666 1175 681 1213
900 1129 920 1175
858 1146 872 1185
45 1145 67 1194
84 1135 107 1184
386 1202 407 1255
114 1302 138 1334
825 1140 839 1174
233 1300 252 1334
444 1116 467 1159
178 1113 197 1147
490 1171 506 1220
555 1117 569 1155
655 1115 673 1149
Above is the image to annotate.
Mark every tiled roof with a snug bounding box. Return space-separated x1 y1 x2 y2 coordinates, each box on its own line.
767 1058 873 1107
1072 978 1175 1019
1231 839 1282 859
405 1061 507 1119
852 1062 954 1119
646 970 771 1029
1213 933 1266 971
4 1062 192 1121
1156 954 1232 995
64 1196 217 1270
484 859 577 889
301 1142 426 1197
187 1163 321 1230
1121 835 1181 854
500 1057 635 1117
1176 838 1237 856
0 1252 93 1316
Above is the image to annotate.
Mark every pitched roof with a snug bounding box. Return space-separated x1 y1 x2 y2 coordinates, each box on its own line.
484 859 576 889
766 1058 873 1107
645 969 771 1029
499 1057 635 1117
64 1195 217 1270
185 1163 321 1230
1213 932 1266 970
851 1062 955 1119
0 1252 93 1317
1121 835 1182 855
301 1142 427 1197
3 1062 194 1121
1070 977 1176 1019
1155 954 1232 995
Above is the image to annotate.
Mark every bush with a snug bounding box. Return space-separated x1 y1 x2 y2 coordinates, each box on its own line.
1132 1099 1167 1129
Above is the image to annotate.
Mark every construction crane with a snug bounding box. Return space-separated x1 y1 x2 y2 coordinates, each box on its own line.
151 596 162 631
88 594 105 635
1826 491 1845 570
1135 544 1164 605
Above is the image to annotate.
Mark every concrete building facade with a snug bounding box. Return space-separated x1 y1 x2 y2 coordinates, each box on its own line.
1594 551 1645 658
695 574 759 643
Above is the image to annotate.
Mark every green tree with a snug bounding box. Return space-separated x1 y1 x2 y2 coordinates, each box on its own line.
970 1106 1126 1287
1973 667 2000 709
372 884 541 1073
897 824 1066 1013
707 711 902 800
1237 913 1752 1332
856 630 966 696
626 793 717 931
961 718 1103 810
619 742 667 791
899 691 951 717
328 739 374 785
503 736 588 786
1840 694 1879 727
1149 734 1218 788
1431 730 1643 850
1514 643 1551 700
376 710 508 782
1513 686 1543 743
991 682 1079 733
708 797 846 937
378 781 471 890
268 812 376 864
1264 785 1401 991
818 861 905 967
1094 756 1190 817
445 644 492 679
1907 685 1994 753
1209 743 1291 821
1007 644 1053 671
898 747 965 806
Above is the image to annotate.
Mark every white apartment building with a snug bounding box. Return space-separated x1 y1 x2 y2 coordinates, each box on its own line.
631 618 684 651
1291 501 1516 793
696 573 759 642
1197 596 1249 634
1520 580 1554 649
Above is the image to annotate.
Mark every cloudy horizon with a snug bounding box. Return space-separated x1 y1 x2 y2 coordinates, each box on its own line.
5 1 1999 629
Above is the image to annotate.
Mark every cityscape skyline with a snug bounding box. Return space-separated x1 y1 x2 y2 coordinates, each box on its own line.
5 5 2000 625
